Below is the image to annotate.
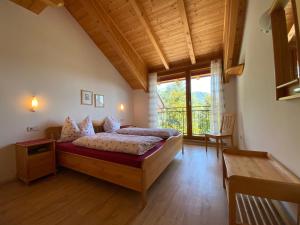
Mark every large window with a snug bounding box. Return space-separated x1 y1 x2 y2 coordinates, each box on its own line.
157 74 211 137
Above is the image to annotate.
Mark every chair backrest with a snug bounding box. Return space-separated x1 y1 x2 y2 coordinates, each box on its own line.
220 113 235 134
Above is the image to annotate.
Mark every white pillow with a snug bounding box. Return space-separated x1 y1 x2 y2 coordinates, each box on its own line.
79 116 95 136
59 116 80 142
103 116 120 132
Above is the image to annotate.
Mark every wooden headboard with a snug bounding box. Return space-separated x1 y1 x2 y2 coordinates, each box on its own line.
45 122 104 140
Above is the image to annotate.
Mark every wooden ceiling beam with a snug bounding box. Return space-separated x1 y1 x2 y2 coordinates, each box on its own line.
80 0 148 90
177 0 196 65
157 61 211 77
129 0 169 70
223 0 238 70
223 0 247 80
151 50 222 74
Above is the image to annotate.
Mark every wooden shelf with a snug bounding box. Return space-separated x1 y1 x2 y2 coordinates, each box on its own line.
278 93 300 100
225 64 244 82
276 78 299 89
288 24 296 42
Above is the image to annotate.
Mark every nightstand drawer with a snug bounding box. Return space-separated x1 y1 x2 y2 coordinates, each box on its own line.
28 151 54 180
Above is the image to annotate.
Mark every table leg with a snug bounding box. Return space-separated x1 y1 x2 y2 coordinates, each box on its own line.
228 188 236 225
298 204 300 225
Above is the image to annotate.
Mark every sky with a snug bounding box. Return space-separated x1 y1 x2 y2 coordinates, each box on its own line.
191 76 211 93
158 76 211 93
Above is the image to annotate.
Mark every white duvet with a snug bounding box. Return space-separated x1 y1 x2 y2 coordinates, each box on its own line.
116 127 179 139
73 133 162 155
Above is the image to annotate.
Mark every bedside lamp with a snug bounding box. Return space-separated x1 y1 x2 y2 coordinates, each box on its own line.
31 96 39 112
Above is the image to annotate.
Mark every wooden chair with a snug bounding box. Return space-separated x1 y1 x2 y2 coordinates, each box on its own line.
205 113 235 158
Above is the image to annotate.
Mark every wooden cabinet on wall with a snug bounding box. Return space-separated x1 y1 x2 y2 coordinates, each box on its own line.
271 0 300 100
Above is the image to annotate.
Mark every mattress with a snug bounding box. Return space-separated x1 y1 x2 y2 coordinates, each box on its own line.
56 140 165 168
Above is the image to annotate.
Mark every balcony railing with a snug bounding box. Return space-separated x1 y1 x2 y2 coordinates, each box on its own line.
158 106 211 136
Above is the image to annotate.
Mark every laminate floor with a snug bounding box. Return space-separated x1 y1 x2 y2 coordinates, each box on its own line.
0 145 227 225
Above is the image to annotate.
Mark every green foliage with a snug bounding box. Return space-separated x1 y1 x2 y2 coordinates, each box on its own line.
158 81 186 108
157 81 211 135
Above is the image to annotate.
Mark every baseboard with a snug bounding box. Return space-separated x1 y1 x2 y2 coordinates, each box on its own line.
0 176 17 185
183 139 234 148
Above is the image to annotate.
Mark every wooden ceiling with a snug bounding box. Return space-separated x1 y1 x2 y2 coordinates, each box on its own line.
10 0 247 90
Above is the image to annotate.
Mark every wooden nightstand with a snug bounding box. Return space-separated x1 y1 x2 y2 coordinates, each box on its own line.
15 139 56 184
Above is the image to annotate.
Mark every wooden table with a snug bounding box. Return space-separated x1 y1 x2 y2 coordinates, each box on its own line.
222 149 300 225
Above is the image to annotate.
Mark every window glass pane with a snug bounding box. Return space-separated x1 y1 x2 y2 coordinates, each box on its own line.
157 79 187 135
191 75 211 136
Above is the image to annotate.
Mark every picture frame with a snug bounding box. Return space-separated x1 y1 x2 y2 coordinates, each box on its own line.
94 94 104 108
81 90 93 105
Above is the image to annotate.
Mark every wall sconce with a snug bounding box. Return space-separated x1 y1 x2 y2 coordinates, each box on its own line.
31 96 39 112
120 104 124 111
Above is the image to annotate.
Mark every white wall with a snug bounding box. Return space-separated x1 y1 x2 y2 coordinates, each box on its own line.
0 1 134 183
133 90 149 128
223 79 238 145
236 0 300 220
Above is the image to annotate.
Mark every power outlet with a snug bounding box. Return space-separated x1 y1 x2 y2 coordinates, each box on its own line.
26 127 40 132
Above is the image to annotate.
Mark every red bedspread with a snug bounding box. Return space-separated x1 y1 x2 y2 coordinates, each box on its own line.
56 140 165 168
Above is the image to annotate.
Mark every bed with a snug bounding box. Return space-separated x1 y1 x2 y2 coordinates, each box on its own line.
45 124 183 206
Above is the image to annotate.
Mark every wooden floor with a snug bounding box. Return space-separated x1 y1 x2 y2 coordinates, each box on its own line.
0 145 228 225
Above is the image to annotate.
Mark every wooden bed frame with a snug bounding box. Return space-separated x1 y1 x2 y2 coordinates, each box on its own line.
45 124 183 206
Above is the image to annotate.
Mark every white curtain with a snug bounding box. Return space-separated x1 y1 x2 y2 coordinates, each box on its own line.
210 59 225 133
148 72 158 128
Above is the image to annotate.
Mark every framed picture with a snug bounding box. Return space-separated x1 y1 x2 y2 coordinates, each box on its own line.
94 94 104 108
81 90 93 105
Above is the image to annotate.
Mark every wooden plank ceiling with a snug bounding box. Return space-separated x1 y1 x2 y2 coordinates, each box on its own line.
65 0 228 89
10 0 247 90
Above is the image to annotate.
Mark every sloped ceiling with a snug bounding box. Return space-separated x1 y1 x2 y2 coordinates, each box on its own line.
10 0 247 89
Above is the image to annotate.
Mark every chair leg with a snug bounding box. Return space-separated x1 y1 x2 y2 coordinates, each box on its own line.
216 138 219 158
220 138 223 155
230 135 234 148
205 135 208 153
